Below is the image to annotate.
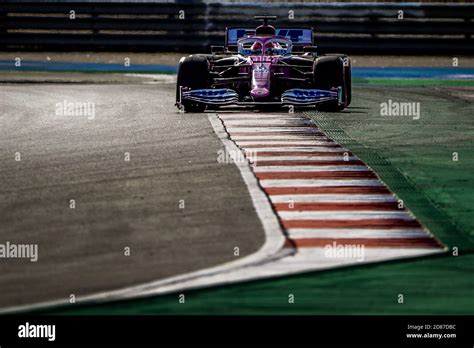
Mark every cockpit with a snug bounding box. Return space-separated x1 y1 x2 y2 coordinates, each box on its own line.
237 37 292 56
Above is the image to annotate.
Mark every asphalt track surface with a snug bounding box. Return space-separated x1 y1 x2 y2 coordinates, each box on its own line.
0 83 265 309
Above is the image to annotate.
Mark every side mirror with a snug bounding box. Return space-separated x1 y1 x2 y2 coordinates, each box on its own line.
211 46 225 54
303 46 318 53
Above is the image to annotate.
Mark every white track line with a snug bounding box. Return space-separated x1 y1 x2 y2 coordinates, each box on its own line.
278 211 415 220
236 140 335 146
255 248 442 274
287 228 430 239
259 179 383 187
227 129 322 134
220 117 305 121
233 136 330 142
225 120 314 126
226 126 320 130
254 166 370 172
245 147 349 152
253 156 358 161
270 194 397 203
218 113 301 119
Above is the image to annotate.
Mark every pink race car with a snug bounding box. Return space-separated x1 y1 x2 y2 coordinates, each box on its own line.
176 16 351 112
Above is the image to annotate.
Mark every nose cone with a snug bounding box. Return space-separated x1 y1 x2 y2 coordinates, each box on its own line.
251 87 270 98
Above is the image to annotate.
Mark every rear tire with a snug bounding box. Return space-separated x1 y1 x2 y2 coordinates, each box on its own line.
312 56 350 112
176 55 210 113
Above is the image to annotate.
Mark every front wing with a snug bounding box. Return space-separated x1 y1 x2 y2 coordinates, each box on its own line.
177 87 343 107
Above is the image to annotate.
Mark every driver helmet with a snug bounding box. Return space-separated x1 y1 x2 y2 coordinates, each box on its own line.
251 41 262 51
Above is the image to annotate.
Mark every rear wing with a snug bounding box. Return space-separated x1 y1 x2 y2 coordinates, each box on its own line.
225 27 314 51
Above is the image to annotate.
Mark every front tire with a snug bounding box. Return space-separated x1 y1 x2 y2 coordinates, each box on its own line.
324 54 352 106
176 55 210 113
313 55 350 111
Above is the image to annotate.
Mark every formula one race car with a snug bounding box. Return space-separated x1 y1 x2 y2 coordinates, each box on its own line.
176 16 351 112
